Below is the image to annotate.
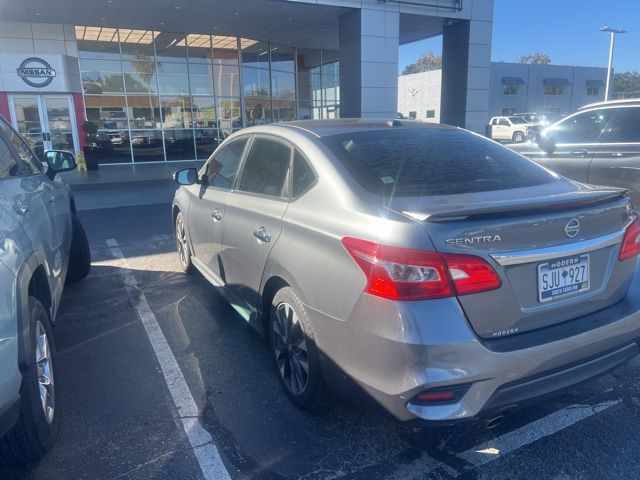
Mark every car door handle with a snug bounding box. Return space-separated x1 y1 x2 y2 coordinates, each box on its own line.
253 226 271 243
211 209 223 222
571 149 589 157
13 202 29 216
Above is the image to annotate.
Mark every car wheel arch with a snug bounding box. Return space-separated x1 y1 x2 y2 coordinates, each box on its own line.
15 251 51 374
259 267 310 338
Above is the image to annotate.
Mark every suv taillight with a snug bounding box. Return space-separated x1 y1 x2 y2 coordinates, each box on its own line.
619 219 640 261
342 237 501 301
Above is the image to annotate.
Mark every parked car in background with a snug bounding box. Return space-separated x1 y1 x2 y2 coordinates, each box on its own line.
172 119 640 424
0 116 91 463
514 112 549 127
486 115 539 143
509 99 640 205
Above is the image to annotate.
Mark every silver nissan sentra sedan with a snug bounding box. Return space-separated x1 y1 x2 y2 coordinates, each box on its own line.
171 119 640 424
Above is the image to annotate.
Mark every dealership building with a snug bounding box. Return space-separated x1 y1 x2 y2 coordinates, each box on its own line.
398 62 608 123
0 0 493 165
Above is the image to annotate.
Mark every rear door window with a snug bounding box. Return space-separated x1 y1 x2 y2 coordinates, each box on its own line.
607 108 640 143
292 150 316 198
239 137 291 198
322 128 556 197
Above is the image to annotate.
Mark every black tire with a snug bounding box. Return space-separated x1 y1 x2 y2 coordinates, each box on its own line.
0 297 60 464
512 131 525 143
66 213 91 284
269 287 328 410
175 211 195 274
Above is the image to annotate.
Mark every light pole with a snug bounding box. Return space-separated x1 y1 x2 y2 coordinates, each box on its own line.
600 24 627 101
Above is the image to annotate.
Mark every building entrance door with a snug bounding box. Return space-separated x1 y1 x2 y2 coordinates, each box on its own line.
8 95 79 158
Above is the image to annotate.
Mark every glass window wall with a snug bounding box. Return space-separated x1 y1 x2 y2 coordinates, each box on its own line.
77 26 339 164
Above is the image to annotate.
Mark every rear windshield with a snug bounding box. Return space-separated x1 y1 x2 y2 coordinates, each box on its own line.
322 128 556 197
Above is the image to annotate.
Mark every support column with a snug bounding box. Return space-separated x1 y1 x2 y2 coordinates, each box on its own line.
339 8 399 118
440 18 493 133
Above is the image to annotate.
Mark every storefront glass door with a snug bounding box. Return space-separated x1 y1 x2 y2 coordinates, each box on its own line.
8 95 78 158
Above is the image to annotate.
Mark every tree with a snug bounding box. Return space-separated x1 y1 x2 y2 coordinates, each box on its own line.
612 71 640 98
517 53 551 64
402 51 442 75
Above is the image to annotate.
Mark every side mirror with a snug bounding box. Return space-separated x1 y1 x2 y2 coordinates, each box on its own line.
45 150 77 179
173 167 199 186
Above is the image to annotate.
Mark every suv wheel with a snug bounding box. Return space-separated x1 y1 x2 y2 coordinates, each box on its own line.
512 131 525 143
269 287 328 410
175 212 194 273
66 213 91 284
0 297 60 463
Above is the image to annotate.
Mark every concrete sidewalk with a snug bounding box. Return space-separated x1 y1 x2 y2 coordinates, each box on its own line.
60 161 203 192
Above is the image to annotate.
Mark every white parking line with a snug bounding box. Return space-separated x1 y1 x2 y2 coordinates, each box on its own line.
457 400 620 468
106 238 231 480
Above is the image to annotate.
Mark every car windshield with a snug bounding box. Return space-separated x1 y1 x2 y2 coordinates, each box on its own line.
509 116 528 124
322 128 556 197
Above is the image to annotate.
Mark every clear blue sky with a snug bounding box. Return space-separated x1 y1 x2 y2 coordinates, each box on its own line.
398 0 639 73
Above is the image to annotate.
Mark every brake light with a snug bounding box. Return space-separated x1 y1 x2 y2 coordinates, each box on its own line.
619 219 640 261
342 237 501 300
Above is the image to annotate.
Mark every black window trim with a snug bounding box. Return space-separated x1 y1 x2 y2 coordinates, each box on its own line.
232 133 294 202
290 147 318 201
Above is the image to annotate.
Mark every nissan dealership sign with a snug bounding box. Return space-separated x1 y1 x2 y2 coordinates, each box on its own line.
17 57 56 87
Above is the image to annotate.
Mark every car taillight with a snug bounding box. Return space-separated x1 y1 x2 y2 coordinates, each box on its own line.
342 237 501 301
619 219 640 261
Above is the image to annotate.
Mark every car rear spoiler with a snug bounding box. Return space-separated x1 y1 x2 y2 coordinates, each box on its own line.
403 189 630 223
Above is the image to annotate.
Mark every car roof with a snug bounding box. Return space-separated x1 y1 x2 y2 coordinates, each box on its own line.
269 118 457 138
578 98 640 111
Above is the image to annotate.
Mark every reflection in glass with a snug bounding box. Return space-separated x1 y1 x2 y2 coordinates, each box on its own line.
126 95 161 128
119 29 156 60
217 98 243 134
271 71 296 99
191 97 217 128
131 130 164 162
270 45 295 72
45 97 74 151
243 67 270 97
297 101 322 120
241 39 269 69
165 129 195 161
272 99 296 123
85 95 128 130
214 65 240 97
195 128 220 160
93 130 132 164
189 63 213 95
161 95 192 129
245 97 272 126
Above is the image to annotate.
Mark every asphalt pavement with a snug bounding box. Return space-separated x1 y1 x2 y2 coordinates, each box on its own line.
3 184 640 479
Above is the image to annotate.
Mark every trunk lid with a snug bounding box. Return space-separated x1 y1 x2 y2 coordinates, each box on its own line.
388 180 635 339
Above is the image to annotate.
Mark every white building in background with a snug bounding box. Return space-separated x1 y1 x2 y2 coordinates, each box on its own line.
398 62 608 123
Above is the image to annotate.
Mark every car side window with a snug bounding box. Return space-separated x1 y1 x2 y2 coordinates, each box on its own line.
498 118 510 126
547 108 617 144
292 150 316 198
607 108 640 143
0 119 42 178
204 138 247 190
239 137 291 198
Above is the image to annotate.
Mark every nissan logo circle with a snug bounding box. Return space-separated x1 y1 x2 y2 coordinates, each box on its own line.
17 57 56 87
564 218 581 238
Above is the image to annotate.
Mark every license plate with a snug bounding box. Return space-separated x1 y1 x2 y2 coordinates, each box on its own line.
537 254 590 303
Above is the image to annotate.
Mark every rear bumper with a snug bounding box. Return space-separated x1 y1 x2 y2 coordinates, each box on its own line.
308 267 640 423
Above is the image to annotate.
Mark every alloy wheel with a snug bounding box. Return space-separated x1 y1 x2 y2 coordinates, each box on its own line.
272 302 309 395
36 321 55 424
176 216 188 267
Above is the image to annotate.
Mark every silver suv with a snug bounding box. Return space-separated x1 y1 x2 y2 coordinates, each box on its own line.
172 119 640 424
0 117 90 463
